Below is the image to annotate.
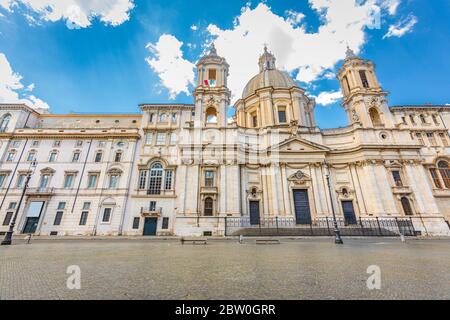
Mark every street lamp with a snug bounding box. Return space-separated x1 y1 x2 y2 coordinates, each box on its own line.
1 160 37 246
324 160 343 244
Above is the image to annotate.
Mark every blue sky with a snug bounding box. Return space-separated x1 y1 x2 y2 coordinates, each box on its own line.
0 0 449 128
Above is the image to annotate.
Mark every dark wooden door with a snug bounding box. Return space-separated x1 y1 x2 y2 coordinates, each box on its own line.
401 197 413 216
293 190 312 225
143 218 157 236
342 201 357 225
249 201 260 225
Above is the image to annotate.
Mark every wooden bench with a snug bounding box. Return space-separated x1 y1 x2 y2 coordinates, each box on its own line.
256 239 280 245
181 237 208 245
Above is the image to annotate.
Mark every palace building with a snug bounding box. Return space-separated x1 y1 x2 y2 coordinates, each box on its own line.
0 46 449 237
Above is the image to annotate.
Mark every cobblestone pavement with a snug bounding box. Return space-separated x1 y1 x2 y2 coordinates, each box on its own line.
0 238 449 300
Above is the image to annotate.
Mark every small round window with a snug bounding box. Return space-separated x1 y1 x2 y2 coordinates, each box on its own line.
380 132 388 140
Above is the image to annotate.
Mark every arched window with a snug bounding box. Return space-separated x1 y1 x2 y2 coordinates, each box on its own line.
148 162 163 195
206 107 217 123
369 108 383 127
204 197 214 216
400 197 413 216
438 161 450 188
0 114 11 132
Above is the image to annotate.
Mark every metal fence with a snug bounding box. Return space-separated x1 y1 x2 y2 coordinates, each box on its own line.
225 216 417 237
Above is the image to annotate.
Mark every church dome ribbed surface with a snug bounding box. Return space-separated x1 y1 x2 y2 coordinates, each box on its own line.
242 69 297 99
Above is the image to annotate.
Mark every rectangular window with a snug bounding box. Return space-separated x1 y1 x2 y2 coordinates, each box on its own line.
0 174 6 188
102 208 112 222
82 202 91 210
54 211 63 226
39 174 50 189
114 152 122 162
27 152 36 162
409 115 416 125
53 140 61 147
49 152 57 162
430 169 442 189
278 109 287 123
170 133 177 145
94 152 102 163
139 170 147 190
359 70 369 88
17 174 26 188
415 132 424 145
149 201 157 212
8 202 17 210
72 152 80 162
12 141 21 148
251 113 258 128
98 141 106 147
132 217 140 229
426 132 437 146
392 171 403 187
156 132 166 145
3 212 13 226
109 175 119 189
205 171 214 187
165 171 173 190
401 116 407 124
208 69 217 81
57 202 66 210
63 174 74 189
79 211 88 225
87 174 98 189
162 217 169 230
439 133 449 147
76 140 83 147
32 140 40 147
172 113 177 123
6 152 15 162
145 133 153 145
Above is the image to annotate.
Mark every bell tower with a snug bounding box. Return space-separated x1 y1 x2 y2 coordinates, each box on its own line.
338 47 394 128
194 44 230 128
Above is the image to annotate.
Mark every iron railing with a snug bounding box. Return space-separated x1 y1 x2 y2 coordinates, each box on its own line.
225 216 417 237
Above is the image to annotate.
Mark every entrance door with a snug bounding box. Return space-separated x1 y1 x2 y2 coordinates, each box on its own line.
293 190 312 225
23 201 45 234
401 197 413 216
342 201 357 225
249 201 260 225
143 218 157 236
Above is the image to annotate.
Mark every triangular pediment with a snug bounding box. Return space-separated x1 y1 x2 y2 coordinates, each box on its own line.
268 137 330 153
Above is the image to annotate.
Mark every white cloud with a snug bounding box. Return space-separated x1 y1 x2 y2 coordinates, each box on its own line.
314 91 343 106
145 34 196 99
0 52 50 109
383 14 417 39
382 0 401 15
204 1 398 100
0 0 135 28
285 9 305 26
190 24 198 31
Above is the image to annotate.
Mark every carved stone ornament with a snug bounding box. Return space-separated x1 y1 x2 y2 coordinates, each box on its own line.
289 120 299 137
288 170 311 185
351 109 360 123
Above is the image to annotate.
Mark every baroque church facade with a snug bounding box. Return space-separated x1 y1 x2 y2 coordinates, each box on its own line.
0 46 449 237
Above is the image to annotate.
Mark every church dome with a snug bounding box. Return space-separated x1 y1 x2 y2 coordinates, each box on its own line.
242 46 297 99
242 69 297 99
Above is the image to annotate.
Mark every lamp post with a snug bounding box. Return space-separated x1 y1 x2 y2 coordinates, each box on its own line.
1 161 37 246
324 160 343 244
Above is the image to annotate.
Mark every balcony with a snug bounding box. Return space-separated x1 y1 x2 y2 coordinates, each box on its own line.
141 206 162 217
201 186 218 194
26 187 54 196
